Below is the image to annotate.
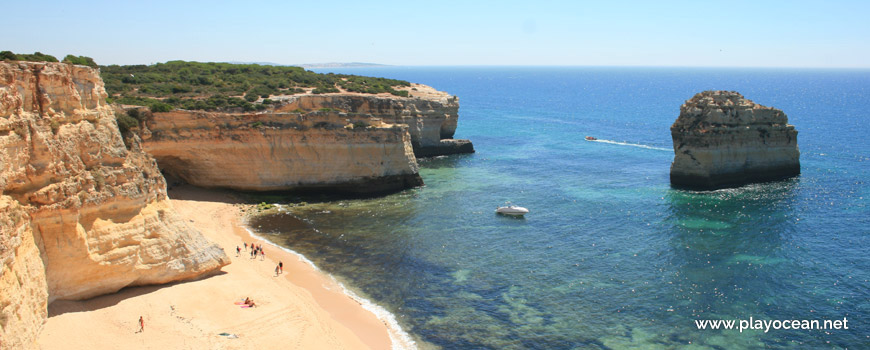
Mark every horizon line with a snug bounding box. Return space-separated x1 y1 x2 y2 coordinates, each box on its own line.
100 60 870 70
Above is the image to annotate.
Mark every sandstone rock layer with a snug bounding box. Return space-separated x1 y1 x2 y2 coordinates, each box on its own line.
0 62 229 349
140 109 423 194
272 83 474 157
670 91 800 190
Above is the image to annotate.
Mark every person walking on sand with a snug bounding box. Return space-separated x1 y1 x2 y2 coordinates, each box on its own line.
236 246 241 257
244 242 248 251
279 261 283 274
275 264 280 276
138 316 144 333
261 249 266 261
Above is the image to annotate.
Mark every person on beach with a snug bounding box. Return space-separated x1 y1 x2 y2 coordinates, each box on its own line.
261 249 266 261
236 246 241 257
138 316 144 333
279 261 283 274
275 264 280 276
244 242 248 251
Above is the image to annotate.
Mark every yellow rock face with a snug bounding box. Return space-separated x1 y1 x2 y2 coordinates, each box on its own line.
272 84 473 156
140 106 425 194
670 91 800 190
0 197 47 350
0 62 229 348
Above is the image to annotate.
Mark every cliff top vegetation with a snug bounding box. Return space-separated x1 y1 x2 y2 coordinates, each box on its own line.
1 50 98 67
2 51 412 112
101 61 410 112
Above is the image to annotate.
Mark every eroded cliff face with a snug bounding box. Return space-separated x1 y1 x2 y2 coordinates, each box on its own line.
670 91 800 190
0 62 229 348
139 109 423 194
273 83 474 157
132 83 473 194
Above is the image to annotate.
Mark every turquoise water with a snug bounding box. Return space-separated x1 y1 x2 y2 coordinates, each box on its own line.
250 67 870 349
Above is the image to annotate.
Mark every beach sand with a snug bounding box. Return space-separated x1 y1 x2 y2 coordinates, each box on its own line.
36 185 395 350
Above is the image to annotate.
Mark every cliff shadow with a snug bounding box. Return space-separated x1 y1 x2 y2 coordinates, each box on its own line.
166 184 246 205
46 271 227 317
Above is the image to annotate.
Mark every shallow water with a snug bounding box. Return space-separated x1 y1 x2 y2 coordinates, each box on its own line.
250 67 870 349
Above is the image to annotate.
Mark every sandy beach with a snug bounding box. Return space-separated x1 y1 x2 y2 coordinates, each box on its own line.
36 185 397 350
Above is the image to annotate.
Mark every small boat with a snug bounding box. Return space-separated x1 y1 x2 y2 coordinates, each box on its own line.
585 136 597 141
496 202 530 216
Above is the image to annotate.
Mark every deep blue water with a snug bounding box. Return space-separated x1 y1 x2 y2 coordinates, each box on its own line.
250 67 870 349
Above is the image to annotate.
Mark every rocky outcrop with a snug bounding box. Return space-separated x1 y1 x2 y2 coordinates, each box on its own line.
139 109 423 194
0 62 229 348
272 83 474 157
133 83 472 194
131 83 473 194
670 91 800 190
414 138 475 157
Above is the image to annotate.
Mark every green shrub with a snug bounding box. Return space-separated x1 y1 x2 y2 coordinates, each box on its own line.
151 102 173 112
98 61 413 111
127 108 140 120
1 51 59 63
0 51 17 61
62 55 98 67
116 113 138 133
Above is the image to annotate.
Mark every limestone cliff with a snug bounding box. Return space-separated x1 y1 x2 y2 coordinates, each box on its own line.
139 108 423 194
670 91 800 190
272 83 474 157
0 62 229 348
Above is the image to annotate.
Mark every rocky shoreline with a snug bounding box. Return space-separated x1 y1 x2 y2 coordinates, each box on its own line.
2 61 474 347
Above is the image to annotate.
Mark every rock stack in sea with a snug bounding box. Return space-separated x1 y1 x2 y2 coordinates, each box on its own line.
670 90 800 190
0 62 229 349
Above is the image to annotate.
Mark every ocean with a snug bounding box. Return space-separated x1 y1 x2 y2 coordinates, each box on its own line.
249 67 870 349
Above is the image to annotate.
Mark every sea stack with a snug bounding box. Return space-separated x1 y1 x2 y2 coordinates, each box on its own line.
670 91 800 190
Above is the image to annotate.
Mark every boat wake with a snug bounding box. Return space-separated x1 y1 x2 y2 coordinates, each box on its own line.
591 139 671 151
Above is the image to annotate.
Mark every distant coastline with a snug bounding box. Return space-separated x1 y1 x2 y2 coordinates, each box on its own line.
297 62 392 69
224 61 392 69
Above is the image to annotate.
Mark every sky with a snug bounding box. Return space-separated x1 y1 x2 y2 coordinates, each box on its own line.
5 0 869 68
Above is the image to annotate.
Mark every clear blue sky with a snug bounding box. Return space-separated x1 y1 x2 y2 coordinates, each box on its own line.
5 0 869 67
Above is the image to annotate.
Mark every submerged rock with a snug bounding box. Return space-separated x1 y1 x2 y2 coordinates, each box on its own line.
670 91 800 190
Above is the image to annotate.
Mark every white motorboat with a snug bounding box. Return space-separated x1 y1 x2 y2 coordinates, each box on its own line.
496 203 529 216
